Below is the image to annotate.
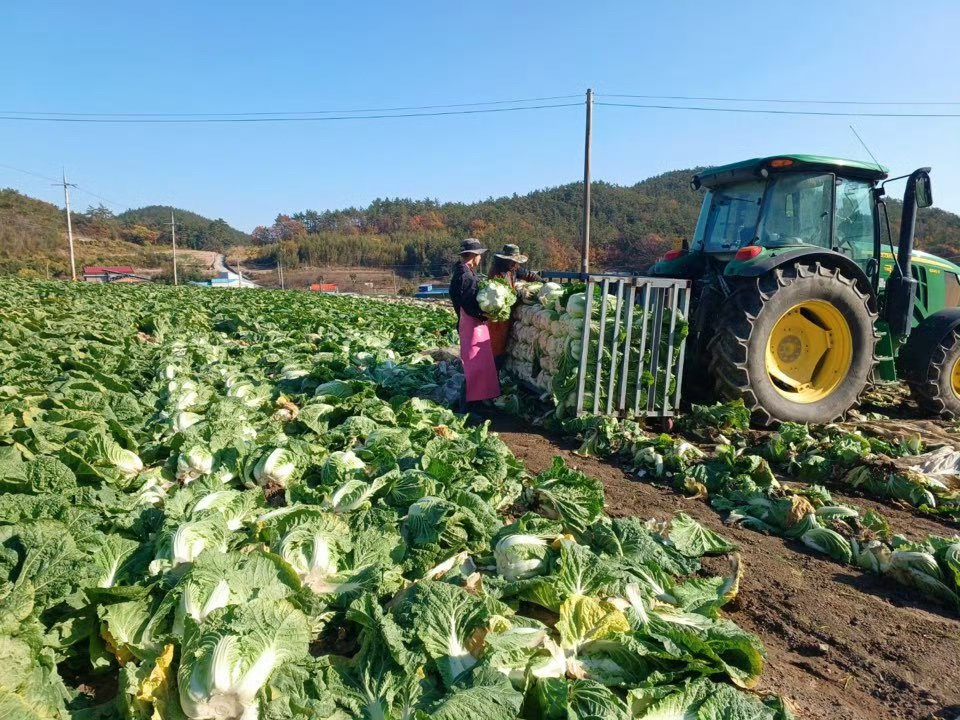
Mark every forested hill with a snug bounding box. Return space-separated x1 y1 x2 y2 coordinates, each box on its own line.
251 170 703 273
0 190 251 275
118 206 249 249
254 169 960 274
3 168 958 278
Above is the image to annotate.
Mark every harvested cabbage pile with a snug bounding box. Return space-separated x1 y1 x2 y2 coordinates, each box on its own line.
477 277 518 322
563 404 960 610
506 282 688 417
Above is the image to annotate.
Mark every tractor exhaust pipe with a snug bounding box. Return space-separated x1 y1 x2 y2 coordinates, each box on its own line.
885 168 933 338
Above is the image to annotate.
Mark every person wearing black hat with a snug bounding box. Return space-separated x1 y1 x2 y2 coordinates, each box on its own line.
449 238 501 411
488 244 542 370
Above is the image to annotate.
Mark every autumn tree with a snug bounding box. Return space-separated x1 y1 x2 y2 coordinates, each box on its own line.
122 224 160 245
543 236 579 271
77 204 121 240
251 226 271 245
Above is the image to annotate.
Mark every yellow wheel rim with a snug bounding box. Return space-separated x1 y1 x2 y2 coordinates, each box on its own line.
764 300 853 404
951 356 960 400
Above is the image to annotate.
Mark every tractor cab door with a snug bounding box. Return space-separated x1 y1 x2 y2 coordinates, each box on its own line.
832 177 876 275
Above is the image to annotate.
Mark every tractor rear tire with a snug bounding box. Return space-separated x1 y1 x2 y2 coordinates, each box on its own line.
708 262 879 425
904 328 960 418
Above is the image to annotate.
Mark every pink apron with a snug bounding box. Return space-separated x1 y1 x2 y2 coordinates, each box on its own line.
459 310 501 402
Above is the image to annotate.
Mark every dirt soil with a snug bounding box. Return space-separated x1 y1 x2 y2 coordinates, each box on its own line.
488 414 960 720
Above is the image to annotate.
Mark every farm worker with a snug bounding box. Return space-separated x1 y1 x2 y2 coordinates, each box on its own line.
488 244 542 370
449 238 501 411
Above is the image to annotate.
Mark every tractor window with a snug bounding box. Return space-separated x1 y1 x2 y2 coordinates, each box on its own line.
834 178 875 262
757 172 833 248
695 180 765 252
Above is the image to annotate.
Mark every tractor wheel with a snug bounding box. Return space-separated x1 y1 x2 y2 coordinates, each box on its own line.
708 263 879 425
904 328 960 418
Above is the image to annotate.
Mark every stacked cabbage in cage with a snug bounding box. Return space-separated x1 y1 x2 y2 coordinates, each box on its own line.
506 281 688 417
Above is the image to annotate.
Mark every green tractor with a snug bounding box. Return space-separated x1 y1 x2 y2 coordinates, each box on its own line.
650 154 959 425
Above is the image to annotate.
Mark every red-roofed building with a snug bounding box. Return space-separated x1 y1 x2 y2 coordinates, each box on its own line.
83 266 149 284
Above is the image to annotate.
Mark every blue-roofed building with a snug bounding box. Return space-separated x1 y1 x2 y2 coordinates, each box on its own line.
415 283 449 299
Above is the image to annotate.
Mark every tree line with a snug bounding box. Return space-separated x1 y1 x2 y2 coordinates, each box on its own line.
253 170 704 275
0 190 249 276
252 169 960 276
3 167 958 279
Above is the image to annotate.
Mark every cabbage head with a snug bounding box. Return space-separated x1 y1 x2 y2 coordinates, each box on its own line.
178 599 310 720
477 278 518 322
252 448 298 488
178 445 215 483
537 282 564 311
494 534 552 581
321 450 366 486
566 293 587 318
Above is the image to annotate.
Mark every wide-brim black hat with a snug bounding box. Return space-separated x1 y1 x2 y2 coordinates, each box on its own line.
459 238 487 255
494 243 528 264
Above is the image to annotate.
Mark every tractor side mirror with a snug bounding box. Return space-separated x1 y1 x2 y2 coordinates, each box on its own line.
913 171 933 208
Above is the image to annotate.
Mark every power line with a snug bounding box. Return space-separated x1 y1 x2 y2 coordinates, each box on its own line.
5 92 957 119
596 101 960 118
0 162 60 183
0 94 583 118
0 161 129 208
0 102 581 123
0 102 582 124
4 100 956 124
72 185 126 209
602 93 960 106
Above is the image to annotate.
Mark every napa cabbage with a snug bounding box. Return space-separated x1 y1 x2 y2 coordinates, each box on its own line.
177 599 310 720
178 445 215 483
477 278 518 322
494 534 552 581
537 282 564 311
252 448 298 488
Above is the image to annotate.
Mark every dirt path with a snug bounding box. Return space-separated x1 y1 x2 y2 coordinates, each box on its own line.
488 415 960 720
174 250 228 273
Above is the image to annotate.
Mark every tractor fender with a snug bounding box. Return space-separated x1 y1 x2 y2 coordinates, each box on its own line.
898 308 960 383
726 248 876 309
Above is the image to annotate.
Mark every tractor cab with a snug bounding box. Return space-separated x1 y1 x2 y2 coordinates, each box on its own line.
655 155 890 274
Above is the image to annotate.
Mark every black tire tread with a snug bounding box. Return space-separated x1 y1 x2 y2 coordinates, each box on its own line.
905 328 960 418
707 262 880 425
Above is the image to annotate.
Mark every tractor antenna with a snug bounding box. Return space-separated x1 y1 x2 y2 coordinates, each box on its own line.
849 125 884 171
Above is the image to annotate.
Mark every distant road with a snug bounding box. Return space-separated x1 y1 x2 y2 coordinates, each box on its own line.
174 249 224 272
156 249 258 286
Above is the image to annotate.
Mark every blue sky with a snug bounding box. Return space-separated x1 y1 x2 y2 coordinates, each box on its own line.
2 0 958 231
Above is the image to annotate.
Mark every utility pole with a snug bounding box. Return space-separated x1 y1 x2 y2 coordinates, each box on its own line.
169 212 179 286
237 257 243 288
580 88 593 276
277 253 284 290
54 170 78 281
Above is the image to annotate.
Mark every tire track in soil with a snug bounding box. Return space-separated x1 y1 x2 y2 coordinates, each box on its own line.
488 414 960 720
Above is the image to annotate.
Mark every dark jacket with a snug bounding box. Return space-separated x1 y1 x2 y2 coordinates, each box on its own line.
489 257 542 284
490 257 543 287
449 260 484 321
491 267 542 286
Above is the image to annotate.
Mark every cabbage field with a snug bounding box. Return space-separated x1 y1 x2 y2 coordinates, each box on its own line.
0 280 796 720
